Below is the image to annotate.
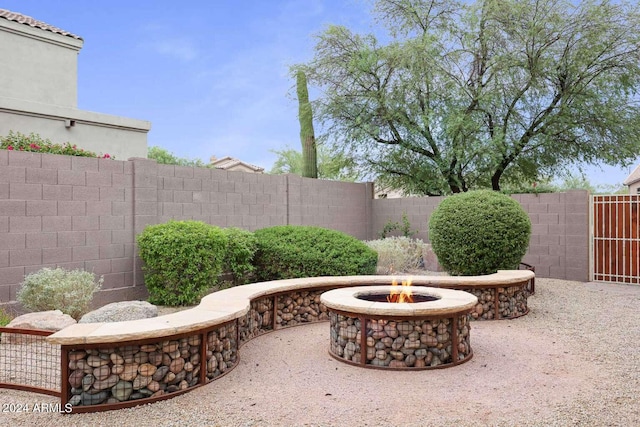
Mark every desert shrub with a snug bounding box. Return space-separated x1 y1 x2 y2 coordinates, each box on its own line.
0 307 13 326
17 268 102 320
222 227 257 285
378 212 417 239
253 225 378 281
428 190 531 276
365 236 425 274
136 220 227 306
0 131 113 158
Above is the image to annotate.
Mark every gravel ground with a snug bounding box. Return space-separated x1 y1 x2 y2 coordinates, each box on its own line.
0 278 639 426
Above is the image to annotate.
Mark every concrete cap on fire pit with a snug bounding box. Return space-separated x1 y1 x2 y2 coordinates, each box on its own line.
321 286 478 317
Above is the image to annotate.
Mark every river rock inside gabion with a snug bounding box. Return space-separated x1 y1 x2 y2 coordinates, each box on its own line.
277 290 329 328
206 323 238 380
239 297 273 343
67 333 204 406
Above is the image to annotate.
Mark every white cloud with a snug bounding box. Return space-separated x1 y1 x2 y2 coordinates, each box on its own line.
144 37 199 62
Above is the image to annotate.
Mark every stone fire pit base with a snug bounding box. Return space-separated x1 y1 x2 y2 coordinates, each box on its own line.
322 286 478 369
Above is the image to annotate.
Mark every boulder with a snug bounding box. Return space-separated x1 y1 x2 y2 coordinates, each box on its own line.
5 310 77 331
79 301 157 323
2 310 77 344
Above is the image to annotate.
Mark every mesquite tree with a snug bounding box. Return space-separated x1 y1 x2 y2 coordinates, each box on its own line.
296 70 318 178
300 0 640 195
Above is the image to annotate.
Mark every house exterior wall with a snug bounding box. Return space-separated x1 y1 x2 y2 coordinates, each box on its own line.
0 152 591 309
0 18 81 107
0 97 150 160
629 182 640 194
0 13 150 160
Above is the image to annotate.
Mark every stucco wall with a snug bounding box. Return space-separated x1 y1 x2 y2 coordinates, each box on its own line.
0 97 150 160
0 18 81 107
0 14 150 161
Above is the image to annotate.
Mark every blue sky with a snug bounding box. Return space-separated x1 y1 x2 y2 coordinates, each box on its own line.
2 0 636 188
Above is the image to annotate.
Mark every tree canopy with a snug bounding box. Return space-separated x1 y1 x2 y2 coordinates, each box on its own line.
300 0 640 195
147 146 208 167
269 144 361 181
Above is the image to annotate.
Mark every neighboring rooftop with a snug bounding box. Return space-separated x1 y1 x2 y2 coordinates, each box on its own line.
210 156 265 173
623 162 640 186
0 8 82 40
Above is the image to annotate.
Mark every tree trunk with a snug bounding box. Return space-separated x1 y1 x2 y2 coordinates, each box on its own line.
296 70 318 178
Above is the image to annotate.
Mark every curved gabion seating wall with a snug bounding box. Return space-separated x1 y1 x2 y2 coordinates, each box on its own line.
46 270 534 413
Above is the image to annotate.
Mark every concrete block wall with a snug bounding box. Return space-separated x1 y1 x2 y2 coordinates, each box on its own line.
0 155 374 307
288 175 373 240
0 150 143 308
512 190 589 281
0 150 591 309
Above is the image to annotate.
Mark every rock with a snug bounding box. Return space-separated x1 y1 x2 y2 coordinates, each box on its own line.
120 363 139 381
169 357 185 374
133 375 152 390
112 381 133 401
68 370 85 389
152 365 169 382
92 374 119 391
138 363 157 377
81 390 109 405
4 310 76 343
93 366 111 381
87 355 109 367
82 374 96 391
110 353 124 365
69 395 82 406
79 301 157 323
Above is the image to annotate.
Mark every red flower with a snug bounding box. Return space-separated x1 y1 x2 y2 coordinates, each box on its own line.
19 147 24 151
103 153 111 159
7 145 13 150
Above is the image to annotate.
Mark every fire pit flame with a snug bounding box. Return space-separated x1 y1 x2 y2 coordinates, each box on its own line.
386 278 413 303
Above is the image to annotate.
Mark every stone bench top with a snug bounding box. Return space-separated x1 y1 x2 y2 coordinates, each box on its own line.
46 270 533 346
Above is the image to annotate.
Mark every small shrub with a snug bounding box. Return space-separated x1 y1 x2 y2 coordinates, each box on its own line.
0 131 113 159
253 225 378 281
378 212 417 239
428 190 531 276
17 268 102 320
0 307 13 326
365 236 425 274
222 227 257 285
136 220 227 306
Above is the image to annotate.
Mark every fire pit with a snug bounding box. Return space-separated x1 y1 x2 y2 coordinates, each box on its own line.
321 281 478 369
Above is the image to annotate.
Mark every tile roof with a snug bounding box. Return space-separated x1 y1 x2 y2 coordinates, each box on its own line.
623 162 640 186
0 8 82 40
210 156 265 173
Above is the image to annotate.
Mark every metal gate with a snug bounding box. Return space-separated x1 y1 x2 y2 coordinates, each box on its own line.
591 194 640 284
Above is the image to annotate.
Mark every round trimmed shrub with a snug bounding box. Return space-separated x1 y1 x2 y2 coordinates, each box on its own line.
17 267 102 320
428 190 531 276
253 225 378 281
136 220 227 306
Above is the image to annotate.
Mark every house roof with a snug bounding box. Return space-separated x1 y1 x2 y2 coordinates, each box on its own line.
210 156 264 173
0 9 82 40
623 162 640 186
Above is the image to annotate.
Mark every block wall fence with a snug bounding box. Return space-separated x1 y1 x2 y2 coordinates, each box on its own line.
0 151 589 308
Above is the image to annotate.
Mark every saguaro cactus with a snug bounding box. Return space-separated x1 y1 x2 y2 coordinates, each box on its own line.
296 70 318 178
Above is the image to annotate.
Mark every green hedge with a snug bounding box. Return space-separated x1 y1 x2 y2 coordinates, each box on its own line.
428 190 531 276
253 225 378 280
136 220 227 306
221 227 257 285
